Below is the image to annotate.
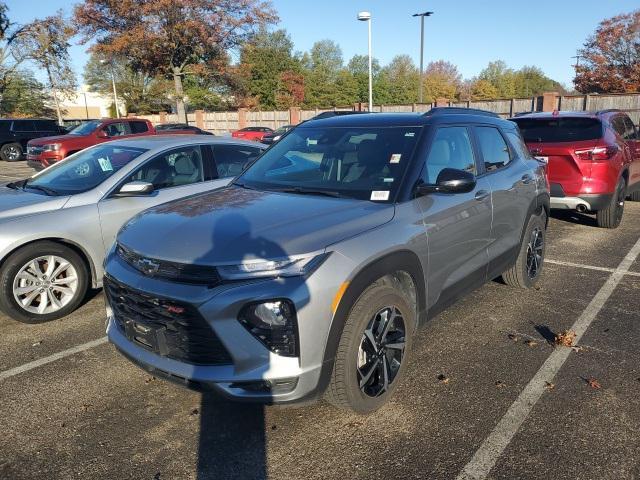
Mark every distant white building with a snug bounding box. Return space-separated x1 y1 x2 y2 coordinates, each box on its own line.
58 86 125 119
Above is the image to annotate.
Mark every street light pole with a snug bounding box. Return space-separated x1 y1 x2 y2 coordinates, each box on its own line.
101 58 120 118
358 11 373 112
413 11 434 104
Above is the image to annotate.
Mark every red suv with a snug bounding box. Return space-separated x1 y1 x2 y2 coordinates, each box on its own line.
231 126 273 141
26 118 155 170
512 110 640 228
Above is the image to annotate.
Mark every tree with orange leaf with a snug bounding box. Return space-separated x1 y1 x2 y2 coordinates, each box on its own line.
574 10 640 93
74 0 278 121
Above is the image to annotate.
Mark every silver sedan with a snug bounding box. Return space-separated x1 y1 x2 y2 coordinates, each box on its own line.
0 135 265 323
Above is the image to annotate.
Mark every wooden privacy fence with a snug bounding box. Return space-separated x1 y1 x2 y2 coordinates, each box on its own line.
130 92 640 134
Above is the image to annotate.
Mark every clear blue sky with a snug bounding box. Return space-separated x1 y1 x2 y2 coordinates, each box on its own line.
5 0 639 87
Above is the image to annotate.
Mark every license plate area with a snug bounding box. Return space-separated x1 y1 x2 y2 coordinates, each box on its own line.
124 319 169 356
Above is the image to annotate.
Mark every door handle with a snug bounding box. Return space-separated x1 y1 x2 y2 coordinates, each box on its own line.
521 174 534 184
475 190 489 201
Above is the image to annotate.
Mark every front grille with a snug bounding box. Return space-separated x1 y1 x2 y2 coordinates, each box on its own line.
116 243 221 285
104 275 232 365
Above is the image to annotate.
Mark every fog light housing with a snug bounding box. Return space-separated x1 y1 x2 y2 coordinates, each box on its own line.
239 300 298 357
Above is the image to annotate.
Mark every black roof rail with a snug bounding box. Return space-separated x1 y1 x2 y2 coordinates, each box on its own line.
311 110 371 120
423 107 500 118
513 111 536 117
595 109 622 115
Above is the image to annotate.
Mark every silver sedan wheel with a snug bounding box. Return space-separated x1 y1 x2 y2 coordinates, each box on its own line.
12 256 78 315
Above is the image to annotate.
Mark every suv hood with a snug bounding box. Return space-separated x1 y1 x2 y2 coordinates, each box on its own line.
0 184 69 220
118 186 395 264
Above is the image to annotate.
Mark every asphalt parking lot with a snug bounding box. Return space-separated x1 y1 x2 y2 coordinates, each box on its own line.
1 159 640 480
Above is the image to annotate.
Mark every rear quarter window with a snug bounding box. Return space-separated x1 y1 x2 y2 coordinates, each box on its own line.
513 118 603 143
129 121 149 134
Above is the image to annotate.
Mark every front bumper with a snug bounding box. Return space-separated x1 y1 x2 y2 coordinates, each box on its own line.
104 249 352 404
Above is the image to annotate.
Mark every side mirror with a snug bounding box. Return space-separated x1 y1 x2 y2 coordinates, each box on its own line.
97 130 109 139
415 168 477 196
115 181 154 197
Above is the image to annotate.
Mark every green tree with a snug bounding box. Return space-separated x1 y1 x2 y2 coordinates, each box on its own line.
379 55 419 104
478 60 516 98
237 29 301 109
347 54 381 104
0 70 54 116
0 3 32 102
75 0 278 122
422 60 462 102
513 66 565 97
470 79 499 100
303 40 344 107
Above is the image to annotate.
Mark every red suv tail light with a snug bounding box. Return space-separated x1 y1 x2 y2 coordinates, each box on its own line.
574 145 618 162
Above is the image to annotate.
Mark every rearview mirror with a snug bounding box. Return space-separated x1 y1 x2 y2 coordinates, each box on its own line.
97 130 109 139
115 181 154 197
415 168 477 196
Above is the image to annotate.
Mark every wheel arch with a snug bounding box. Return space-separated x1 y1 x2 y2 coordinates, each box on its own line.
0 237 98 287
309 250 427 401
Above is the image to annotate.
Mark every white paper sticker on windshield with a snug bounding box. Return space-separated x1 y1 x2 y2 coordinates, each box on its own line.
405 132 415 137
307 138 318 145
390 154 402 164
383 177 394 183
97 157 113 172
370 190 390 201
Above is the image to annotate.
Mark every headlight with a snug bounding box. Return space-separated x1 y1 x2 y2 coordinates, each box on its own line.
217 253 328 280
42 143 61 152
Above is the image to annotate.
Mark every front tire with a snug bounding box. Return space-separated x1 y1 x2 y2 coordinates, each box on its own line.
325 281 415 414
0 242 89 323
502 211 546 288
0 142 23 161
596 177 626 229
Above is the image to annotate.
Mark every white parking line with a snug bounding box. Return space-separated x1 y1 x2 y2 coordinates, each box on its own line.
546 259 640 277
0 336 108 381
456 236 640 480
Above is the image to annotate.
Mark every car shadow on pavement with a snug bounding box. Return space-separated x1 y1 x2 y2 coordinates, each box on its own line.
550 210 598 227
196 395 267 480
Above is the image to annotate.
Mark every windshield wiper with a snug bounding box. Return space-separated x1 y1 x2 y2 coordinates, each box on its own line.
23 183 59 196
276 187 343 198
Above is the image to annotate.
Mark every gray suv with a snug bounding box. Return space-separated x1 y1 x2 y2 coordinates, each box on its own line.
105 109 549 413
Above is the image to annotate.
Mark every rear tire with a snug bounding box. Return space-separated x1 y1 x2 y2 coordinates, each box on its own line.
596 177 626 229
325 281 415 414
502 211 546 289
0 142 23 161
0 241 89 323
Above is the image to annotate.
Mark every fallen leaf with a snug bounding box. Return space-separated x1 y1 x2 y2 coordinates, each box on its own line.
571 346 584 353
525 340 538 348
144 376 156 384
544 382 555 390
190 408 199 416
587 378 601 389
32 341 42 347
507 333 519 342
437 374 449 384
495 380 507 388
555 330 576 347
81 403 92 412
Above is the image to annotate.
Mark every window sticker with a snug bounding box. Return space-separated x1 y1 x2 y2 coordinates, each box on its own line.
97 157 113 172
405 132 416 137
390 153 402 163
306 138 318 146
370 190 390 201
383 177 394 183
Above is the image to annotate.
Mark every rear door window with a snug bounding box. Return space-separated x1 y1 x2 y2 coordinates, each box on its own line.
476 127 512 172
622 116 638 140
12 120 36 132
129 121 149 134
125 146 204 189
102 122 129 137
35 120 58 132
513 117 603 143
212 144 263 178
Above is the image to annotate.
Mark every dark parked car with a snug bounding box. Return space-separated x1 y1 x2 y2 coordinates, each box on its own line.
104 108 549 413
155 123 214 135
0 119 66 161
261 125 295 145
512 110 640 228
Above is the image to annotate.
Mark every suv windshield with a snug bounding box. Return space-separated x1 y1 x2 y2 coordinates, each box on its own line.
513 117 603 143
68 120 102 136
238 125 422 202
26 144 147 195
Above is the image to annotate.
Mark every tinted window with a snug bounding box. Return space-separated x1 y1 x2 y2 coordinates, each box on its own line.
239 126 422 202
34 120 58 132
126 146 204 189
477 127 511 172
505 129 532 159
423 127 476 184
130 121 149 134
103 122 128 137
27 145 147 195
611 117 627 137
0 121 10 133
513 117 602 143
213 144 263 178
12 120 36 132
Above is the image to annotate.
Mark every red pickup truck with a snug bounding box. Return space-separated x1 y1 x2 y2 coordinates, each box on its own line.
26 118 156 170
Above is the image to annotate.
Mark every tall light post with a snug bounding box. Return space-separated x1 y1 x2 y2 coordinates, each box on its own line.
357 11 373 112
413 11 434 104
101 59 120 118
